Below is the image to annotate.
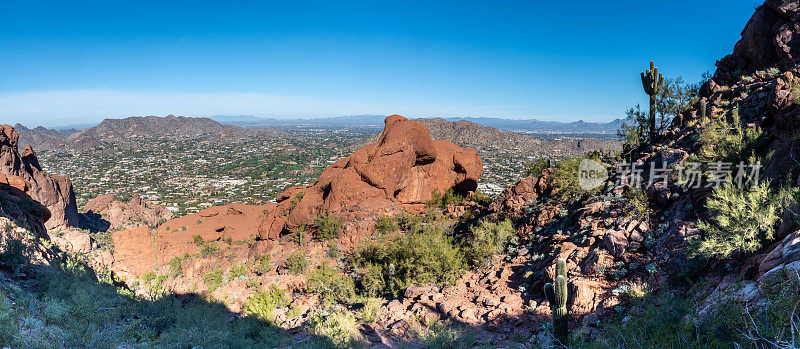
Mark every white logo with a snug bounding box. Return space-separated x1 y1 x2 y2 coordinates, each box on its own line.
578 159 608 191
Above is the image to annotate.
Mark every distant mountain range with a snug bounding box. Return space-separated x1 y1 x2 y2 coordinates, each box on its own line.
210 114 623 134
15 115 285 152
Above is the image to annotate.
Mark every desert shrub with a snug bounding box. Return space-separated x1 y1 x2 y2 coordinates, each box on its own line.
524 157 552 177
472 190 492 205
200 242 219 256
355 298 381 324
692 181 785 259
623 186 652 220
374 215 398 234
697 108 764 162
282 253 309 275
141 271 168 299
168 254 190 277
192 234 204 245
550 156 590 201
427 189 464 210
466 219 515 267
254 254 271 275
791 78 800 105
228 263 248 280
352 224 465 297
244 284 289 323
307 307 358 348
313 214 343 241
203 268 225 292
0 238 29 266
305 263 356 304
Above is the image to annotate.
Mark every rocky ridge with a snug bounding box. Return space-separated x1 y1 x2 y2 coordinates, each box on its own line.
0 125 79 231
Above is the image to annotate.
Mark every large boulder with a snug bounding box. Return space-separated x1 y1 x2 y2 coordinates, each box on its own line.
0 125 78 231
81 194 174 231
259 115 482 238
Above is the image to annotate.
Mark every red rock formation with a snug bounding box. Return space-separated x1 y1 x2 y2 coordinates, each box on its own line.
82 194 174 231
259 115 482 239
107 115 482 276
0 125 78 231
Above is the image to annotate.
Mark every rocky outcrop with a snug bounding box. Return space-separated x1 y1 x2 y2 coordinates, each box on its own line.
359 117 622 158
258 115 483 239
81 194 174 231
0 125 78 231
489 169 553 214
714 0 800 84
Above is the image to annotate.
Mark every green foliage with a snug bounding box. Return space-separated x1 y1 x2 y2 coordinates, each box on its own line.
544 258 569 345
0 238 29 266
192 234 204 245
254 254 271 275
282 253 309 275
550 156 600 201
693 181 785 259
791 78 800 105
374 215 398 234
3 253 295 348
168 254 190 277
524 157 552 177
427 189 465 210
307 308 358 348
200 242 219 256
352 224 465 297
698 108 764 162
203 268 225 292
313 214 343 241
141 271 168 299
623 186 652 220
305 263 356 304
621 75 700 153
466 219 515 267
244 284 289 323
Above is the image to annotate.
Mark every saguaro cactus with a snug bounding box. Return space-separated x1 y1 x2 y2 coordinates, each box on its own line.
641 61 664 138
699 98 707 120
544 258 568 345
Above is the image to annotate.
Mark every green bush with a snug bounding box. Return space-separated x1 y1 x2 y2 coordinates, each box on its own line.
199 242 218 256
307 308 358 348
374 215 398 234
282 253 309 275
524 157 552 177
305 263 356 304
466 219 515 267
427 189 465 210
244 284 289 323
314 214 343 241
698 108 764 162
693 181 785 259
203 268 225 292
352 224 465 297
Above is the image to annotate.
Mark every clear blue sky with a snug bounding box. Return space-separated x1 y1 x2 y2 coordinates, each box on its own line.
0 0 762 126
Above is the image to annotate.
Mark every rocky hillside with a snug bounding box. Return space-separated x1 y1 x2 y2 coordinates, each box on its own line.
79 194 174 232
360 117 621 158
13 124 82 151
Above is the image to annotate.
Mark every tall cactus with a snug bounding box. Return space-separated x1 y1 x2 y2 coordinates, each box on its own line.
544 258 568 345
699 98 707 120
641 61 664 138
